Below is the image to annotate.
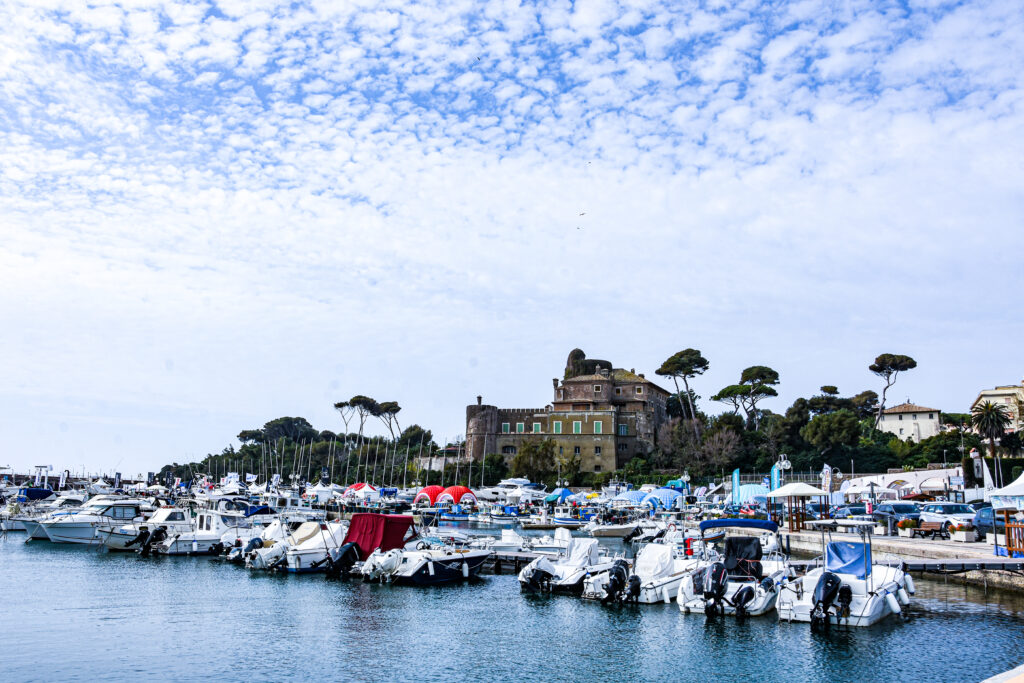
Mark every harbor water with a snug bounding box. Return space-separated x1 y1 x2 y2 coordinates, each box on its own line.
2 528 1023 683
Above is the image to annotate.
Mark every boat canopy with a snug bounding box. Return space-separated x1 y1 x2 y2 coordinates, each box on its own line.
413 485 445 505
612 490 647 505
544 487 572 503
342 513 415 560
634 543 674 581
437 486 477 505
698 518 778 534
641 488 682 508
562 537 600 568
825 541 872 580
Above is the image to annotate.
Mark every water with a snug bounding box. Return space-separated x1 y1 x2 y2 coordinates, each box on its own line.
3 529 1023 683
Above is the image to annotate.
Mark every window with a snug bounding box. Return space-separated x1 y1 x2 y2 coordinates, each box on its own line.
898 415 903 421
899 428 904 435
553 421 562 434
594 421 602 434
532 423 541 433
573 421 582 434
635 386 643 394
615 387 622 395
574 446 581 455
516 422 525 433
501 445 517 455
912 414 917 420
594 465 602 472
501 423 510 433
558 390 563 400
929 413 934 419
559 447 563 455
594 384 602 393
594 446 602 455
618 424 627 436
205 516 212 530
617 443 627 451
168 512 185 521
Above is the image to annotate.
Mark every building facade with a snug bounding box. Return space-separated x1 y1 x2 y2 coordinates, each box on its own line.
971 380 1024 433
878 402 942 443
466 350 671 473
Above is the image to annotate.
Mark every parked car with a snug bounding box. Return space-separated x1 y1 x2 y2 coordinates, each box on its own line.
873 503 921 525
833 504 867 518
970 501 992 512
973 507 1008 540
805 502 830 520
919 502 978 531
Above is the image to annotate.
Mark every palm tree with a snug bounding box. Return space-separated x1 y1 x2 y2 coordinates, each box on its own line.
972 401 1011 487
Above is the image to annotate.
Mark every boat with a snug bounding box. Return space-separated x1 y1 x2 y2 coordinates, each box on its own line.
40 498 151 544
14 492 89 538
517 537 618 594
584 540 704 604
550 505 591 529
473 528 532 553
530 527 574 554
98 507 194 551
584 518 642 538
676 519 789 618
245 521 323 568
361 545 492 585
284 522 349 573
776 520 914 630
476 478 534 502
154 507 252 556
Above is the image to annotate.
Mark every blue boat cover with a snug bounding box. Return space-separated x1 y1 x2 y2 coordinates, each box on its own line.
825 541 872 579
698 518 778 533
641 488 682 508
612 491 647 504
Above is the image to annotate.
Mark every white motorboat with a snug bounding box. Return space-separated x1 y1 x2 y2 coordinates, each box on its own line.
677 519 789 618
246 521 323 569
40 498 151 544
98 507 193 551
361 545 491 585
518 537 618 594
476 478 534 502
530 527 573 554
473 528 532 553
584 542 703 604
777 520 914 630
285 522 349 573
15 493 89 538
154 508 251 556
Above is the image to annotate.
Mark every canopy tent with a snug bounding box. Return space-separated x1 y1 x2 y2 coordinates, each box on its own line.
641 488 683 509
611 490 647 506
919 477 949 492
342 513 415 560
731 484 768 505
343 482 380 501
437 485 477 505
991 472 1024 511
665 479 690 490
766 482 828 498
413 485 445 506
544 487 573 503
699 518 778 534
344 482 376 494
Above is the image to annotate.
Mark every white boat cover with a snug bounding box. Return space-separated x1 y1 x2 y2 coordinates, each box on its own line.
554 527 572 543
634 543 674 581
562 538 599 568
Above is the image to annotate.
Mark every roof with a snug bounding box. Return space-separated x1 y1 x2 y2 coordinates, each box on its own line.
563 374 612 382
883 402 939 414
610 368 670 394
766 482 829 498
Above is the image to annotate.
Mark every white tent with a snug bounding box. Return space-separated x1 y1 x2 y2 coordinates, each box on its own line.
991 472 1024 511
766 482 828 498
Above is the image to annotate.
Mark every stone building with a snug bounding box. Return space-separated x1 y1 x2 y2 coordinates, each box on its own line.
971 379 1024 433
465 349 671 473
878 402 942 443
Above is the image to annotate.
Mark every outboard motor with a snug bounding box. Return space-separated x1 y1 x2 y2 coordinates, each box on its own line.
243 537 263 554
623 574 641 604
140 527 168 557
525 567 554 593
732 585 755 619
125 529 151 549
701 562 728 616
327 542 362 578
811 571 842 632
837 584 853 620
622 526 643 544
601 560 630 604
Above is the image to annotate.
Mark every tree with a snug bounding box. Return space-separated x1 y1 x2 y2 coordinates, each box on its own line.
800 409 861 456
656 349 709 439
850 390 879 420
510 439 556 482
972 401 1011 486
869 353 917 427
237 429 264 443
738 365 780 429
376 401 402 441
397 425 432 449
712 384 747 415
701 430 740 471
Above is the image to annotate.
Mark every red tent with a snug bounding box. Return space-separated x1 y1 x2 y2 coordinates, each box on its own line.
342 513 415 560
413 485 445 505
437 485 477 505
344 482 376 493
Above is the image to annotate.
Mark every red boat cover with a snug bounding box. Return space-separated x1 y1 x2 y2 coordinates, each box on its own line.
343 513 415 560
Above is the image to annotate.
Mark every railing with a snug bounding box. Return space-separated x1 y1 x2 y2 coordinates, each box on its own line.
1007 522 1024 557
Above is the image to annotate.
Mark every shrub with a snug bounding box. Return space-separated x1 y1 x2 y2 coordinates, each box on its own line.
897 518 918 529
951 522 974 532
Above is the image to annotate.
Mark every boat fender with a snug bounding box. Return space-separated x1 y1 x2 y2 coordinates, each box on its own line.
462 561 469 578
903 574 916 595
885 591 901 615
684 538 693 556
428 560 435 576
897 587 910 606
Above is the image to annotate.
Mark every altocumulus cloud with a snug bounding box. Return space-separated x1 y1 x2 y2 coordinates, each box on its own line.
0 0 1022 471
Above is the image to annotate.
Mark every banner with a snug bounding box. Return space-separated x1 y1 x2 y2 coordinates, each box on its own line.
321 467 329 482
246 473 258 482
114 472 122 489
770 463 780 491
271 473 281 487
33 470 42 486
732 468 740 505
147 472 155 486
59 470 68 490
821 465 833 493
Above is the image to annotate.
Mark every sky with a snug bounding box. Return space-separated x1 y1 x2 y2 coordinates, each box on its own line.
1 0 1022 477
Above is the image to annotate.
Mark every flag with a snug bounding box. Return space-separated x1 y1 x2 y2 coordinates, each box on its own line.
246 473 257 482
770 463 780 491
114 472 122 489
732 468 740 505
58 470 68 490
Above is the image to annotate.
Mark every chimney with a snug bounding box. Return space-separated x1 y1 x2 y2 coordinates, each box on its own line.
552 378 559 389
476 395 482 406
639 373 645 379
630 368 635 373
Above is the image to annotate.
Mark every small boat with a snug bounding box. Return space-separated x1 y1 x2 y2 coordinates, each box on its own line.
777 520 914 630
584 541 703 604
285 522 349 573
155 508 252 556
518 537 618 594
677 519 789 618
41 498 151 544
245 521 322 568
477 528 532 553
99 507 193 551
361 546 492 585
530 527 573 554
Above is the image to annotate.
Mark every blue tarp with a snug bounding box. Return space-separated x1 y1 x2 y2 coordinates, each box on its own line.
612 491 647 504
730 484 768 505
544 487 572 503
699 518 779 534
825 541 872 580
641 488 683 508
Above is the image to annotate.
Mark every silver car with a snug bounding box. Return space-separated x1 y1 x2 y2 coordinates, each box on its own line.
918 503 977 530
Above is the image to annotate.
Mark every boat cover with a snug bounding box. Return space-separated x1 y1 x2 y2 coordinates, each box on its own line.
825 541 871 580
634 543 674 581
699 518 778 533
724 537 763 580
641 488 682 509
343 513 415 560
554 527 572 543
562 538 600 568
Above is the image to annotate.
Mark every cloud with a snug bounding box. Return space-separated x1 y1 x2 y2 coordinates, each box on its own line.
0 0 1022 471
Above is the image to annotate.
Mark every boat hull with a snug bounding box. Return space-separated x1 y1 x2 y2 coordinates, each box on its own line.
42 522 102 544
392 552 490 586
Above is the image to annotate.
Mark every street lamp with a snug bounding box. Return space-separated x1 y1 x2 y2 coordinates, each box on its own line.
778 453 792 485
